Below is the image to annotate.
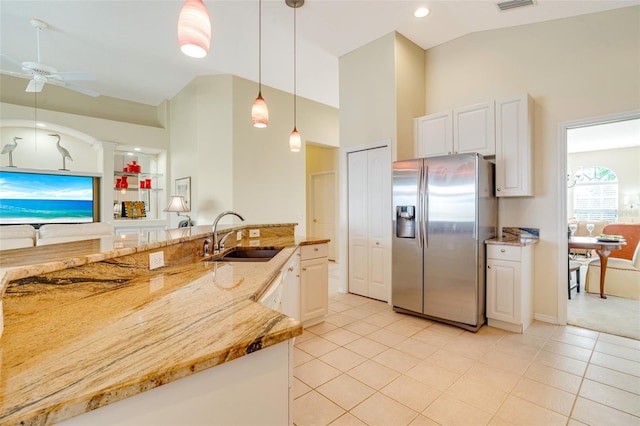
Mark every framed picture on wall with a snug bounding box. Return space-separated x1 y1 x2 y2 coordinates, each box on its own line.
175 177 191 211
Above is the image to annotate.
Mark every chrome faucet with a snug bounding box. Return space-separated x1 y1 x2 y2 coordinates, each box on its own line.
212 211 245 253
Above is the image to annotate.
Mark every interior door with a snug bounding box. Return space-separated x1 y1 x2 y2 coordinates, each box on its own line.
348 151 368 297
347 146 391 301
367 147 391 301
310 172 336 260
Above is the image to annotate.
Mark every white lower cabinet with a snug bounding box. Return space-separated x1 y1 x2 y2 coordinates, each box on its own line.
282 249 301 319
486 244 533 333
300 243 329 326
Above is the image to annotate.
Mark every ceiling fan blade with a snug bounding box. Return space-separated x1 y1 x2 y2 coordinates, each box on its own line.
47 78 100 97
25 79 45 93
64 81 100 97
51 71 95 81
0 69 31 79
0 53 24 69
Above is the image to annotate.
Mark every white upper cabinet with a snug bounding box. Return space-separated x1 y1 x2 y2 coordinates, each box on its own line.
495 94 534 197
415 94 534 198
415 102 495 158
453 101 495 157
415 111 452 157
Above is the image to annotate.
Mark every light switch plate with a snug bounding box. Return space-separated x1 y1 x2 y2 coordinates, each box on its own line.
249 229 260 238
237 230 243 241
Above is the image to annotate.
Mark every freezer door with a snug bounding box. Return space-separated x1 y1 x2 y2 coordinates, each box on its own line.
392 159 423 313
423 154 479 325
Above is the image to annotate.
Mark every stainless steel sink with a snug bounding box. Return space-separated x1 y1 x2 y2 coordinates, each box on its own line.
219 247 282 262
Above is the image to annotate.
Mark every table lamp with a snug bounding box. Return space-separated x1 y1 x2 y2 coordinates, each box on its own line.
164 195 191 227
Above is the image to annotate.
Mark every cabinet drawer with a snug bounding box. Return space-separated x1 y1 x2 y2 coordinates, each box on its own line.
487 244 521 262
300 243 328 260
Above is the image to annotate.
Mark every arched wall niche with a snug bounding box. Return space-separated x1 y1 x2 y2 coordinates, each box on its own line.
0 120 101 172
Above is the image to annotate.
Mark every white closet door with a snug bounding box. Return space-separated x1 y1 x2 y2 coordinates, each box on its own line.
348 151 368 297
367 147 391 301
347 146 391 302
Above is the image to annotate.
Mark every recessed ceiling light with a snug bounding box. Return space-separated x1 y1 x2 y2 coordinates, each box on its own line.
127 152 134 156
36 122 46 128
414 6 430 18
134 147 141 151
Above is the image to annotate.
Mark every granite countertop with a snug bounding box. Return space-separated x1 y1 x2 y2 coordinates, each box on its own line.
485 226 539 247
0 224 325 425
485 236 539 247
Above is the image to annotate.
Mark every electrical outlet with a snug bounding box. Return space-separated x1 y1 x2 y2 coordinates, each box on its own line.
249 229 260 238
149 251 165 270
249 240 260 247
236 230 242 241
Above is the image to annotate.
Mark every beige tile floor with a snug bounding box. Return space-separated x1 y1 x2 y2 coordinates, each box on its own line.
293 263 640 426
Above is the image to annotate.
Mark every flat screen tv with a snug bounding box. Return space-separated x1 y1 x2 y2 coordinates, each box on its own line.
0 170 99 227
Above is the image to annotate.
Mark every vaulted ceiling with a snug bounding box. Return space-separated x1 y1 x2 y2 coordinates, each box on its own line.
1 0 637 107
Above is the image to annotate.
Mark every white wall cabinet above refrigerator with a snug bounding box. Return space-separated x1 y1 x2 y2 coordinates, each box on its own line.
415 101 495 158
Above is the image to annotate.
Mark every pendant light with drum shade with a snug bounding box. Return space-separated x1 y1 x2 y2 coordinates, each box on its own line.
251 0 268 127
287 0 303 152
177 0 211 58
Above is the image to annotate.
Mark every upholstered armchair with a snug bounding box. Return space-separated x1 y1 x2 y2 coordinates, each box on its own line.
585 223 640 300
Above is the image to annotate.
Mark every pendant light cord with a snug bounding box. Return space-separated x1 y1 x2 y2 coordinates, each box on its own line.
258 0 262 93
293 4 297 128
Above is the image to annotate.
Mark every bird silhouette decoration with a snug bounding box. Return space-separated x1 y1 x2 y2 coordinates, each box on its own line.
1 137 21 167
51 133 73 170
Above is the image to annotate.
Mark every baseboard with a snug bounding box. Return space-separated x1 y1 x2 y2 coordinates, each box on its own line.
534 313 559 325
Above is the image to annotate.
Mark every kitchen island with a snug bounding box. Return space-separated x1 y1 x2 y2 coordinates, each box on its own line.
0 224 320 425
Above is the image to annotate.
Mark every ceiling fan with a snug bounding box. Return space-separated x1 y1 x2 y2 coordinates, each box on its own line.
0 19 99 97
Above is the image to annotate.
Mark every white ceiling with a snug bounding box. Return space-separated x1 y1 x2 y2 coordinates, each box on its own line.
0 0 638 107
567 118 640 154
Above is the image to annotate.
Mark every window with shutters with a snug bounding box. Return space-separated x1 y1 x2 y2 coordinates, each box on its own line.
573 166 618 221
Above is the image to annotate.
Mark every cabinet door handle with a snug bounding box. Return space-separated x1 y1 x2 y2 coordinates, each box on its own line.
288 266 294 272
500 249 506 253
488 265 492 269
314 248 319 251
302 267 307 271
376 242 380 245
497 187 501 191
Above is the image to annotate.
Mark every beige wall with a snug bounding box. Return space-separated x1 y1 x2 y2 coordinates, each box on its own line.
306 145 338 174
168 75 234 229
423 6 640 320
395 33 425 161
169 75 339 234
340 33 397 152
568 146 640 223
0 75 164 128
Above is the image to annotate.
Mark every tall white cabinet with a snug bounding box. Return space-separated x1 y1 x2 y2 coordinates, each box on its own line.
495 94 534 197
347 146 391 302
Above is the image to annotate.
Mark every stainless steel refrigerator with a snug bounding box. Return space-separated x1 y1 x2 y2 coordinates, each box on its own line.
392 153 497 331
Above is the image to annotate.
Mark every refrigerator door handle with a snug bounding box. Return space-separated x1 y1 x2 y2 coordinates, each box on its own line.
417 164 424 248
422 164 429 248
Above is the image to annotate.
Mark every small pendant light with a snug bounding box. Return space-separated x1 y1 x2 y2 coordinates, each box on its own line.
251 0 269 128
178 0 212 59
287 0 304 152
